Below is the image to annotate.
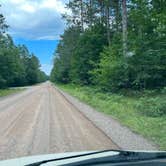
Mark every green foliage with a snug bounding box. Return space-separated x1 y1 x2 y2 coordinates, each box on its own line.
0 74 6 88
91 44 130 91
25 55 40 85
0 7 47 89
51 23 107 85
95 42 165 91
50 26 81 83
136 97 166 117
0 35 48 88
51 0 166 148
161 87 166 94
0 37 25 87
0 5 8 35
57 84 166 150
51 0 166 91
0 88 22 97
70 23 107 84
128 49 166 89
0 32 47 88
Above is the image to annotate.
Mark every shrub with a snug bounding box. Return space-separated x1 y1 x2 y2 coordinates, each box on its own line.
0 75 7 89
161 87 166 94
136 97 166 117
91 46 130 92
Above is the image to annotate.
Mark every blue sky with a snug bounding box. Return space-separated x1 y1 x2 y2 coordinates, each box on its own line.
14 38 59 75
0 0 69 75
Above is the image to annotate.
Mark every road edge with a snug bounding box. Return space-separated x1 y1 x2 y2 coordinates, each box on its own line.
52 83 158 151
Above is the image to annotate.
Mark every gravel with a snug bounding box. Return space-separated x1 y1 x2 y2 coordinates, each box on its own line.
0 82 117 160
56 86 158 151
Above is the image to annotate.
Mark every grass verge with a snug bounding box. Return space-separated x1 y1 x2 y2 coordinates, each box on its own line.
0 88 23 98
57 84 166 150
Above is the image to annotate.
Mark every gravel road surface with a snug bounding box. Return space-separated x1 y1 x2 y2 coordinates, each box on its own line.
0 82 117 160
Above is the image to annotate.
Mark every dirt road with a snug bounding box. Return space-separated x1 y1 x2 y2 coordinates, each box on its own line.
0 82 117 160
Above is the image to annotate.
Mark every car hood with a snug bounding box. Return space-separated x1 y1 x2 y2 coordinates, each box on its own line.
0 151 118 166
0 150 165 166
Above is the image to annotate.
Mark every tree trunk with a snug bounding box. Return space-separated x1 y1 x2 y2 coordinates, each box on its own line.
106 5 111 45
115 0 120 31
80 0 84 31
98 0 104 23
122 0 127 56
89 0 93 26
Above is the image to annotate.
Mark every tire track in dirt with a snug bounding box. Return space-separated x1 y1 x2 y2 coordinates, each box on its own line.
0 82 118 160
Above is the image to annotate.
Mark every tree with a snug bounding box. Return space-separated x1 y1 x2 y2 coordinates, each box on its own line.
122 0 127 57
70 23 107 84
26 54 40 84
0 5 8 35
64 0 86 31
0 5 47 88
51 0 166 91
51 26 81 83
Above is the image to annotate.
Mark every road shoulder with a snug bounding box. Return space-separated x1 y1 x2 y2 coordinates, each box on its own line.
53 84 158 151
0 89 25 101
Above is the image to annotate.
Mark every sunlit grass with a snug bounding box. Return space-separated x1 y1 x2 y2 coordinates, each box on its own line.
57 84 166 150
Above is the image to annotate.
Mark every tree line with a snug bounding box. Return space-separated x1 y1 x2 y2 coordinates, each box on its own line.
0 7 48 89
50 0 166 91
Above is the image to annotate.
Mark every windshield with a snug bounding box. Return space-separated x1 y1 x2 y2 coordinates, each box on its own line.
0 0 165 162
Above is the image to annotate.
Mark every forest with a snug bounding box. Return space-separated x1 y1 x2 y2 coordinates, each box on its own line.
0 6 48 89
50 0 166 149
50 0 165 91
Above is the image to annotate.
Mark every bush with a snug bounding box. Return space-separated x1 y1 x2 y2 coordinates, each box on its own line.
91 45 130 92
0 75 7 89
136 97 166 117
161 87 166 94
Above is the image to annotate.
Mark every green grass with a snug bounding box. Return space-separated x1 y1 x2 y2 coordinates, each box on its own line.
0 88 23 97
57 84 166 150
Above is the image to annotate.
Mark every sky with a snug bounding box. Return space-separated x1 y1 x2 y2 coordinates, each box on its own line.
0 0 68 75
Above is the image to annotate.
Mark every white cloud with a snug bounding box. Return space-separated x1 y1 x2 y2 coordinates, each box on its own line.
40 64 53 75
0 0 68 40
10 0 25 4
20 4 36 13
40 0 68 13
37 35 58 40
